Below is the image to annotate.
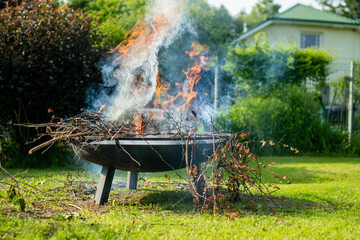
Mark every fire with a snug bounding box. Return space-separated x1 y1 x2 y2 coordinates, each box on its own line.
110 16 172 67
132 111 145 134
154 75 170 108
98 104 106 114
100 0 189 123
99 41 208 134
182 60 202 112
101 0 206 133
185 42 209 60
158 42 208 114
127 42 208 134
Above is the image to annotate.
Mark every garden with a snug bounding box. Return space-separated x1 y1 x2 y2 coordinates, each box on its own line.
1 0 360 239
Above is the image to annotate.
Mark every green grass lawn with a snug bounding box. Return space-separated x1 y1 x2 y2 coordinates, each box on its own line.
0 156 359 239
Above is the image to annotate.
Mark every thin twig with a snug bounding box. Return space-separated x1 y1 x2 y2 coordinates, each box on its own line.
67 203 82 210
115 140 141 166
28 131 99 154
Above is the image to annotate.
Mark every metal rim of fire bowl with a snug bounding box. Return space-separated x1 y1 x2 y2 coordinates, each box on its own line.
72 133 228 172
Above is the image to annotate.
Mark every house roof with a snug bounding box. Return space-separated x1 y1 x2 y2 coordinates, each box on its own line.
270 3 360 25
239 4 360 40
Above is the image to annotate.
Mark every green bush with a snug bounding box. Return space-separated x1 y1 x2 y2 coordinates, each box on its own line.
349 132 360 156
0 0 105 167
225 33 333 96
0 125 72 168
353 60 360 133
216 86 347 154
219 33 347 154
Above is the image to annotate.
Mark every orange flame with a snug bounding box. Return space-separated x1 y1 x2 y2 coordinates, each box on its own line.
110 16 172 66
98 104 106 114
132 111 145 134
185 42 209 59
142 42 206 133
155 42 206 115
114 41 208 134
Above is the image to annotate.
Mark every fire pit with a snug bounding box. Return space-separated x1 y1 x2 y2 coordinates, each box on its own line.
72 133 227 204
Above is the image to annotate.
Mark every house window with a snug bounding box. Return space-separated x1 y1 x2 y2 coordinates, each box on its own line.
301 33 321 49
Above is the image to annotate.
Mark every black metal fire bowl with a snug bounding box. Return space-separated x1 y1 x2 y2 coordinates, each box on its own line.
71 133 228 204
72 134 227 172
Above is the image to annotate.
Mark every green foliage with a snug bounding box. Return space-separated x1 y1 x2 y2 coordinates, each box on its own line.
233 12 247 37
349 132 360 155
189 0 235 53
317 0 360 21
225 33 334 95
156 1 236 89
237 0 281 29
216 85 347 154
0 122 71 168
0 0 104 166
254 0 281 19
6 186 16 200
353 60 360 132
6 186 26 212
68 0 145 46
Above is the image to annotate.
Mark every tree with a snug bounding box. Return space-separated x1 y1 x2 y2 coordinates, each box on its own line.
68 0 145 46
156 0 236 89
0 0 105 165
233 11 247 37
188 0 235 51
255 0 281 19
317 0 360 20
68 0 236 53
239 0 281 28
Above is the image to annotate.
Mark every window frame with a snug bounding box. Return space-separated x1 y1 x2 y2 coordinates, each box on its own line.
300 32 322 49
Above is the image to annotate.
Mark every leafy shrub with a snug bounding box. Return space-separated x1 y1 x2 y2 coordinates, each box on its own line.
349 132 360 156
225 33 334 96
0 125 71 168
216 85 347 154
0 0 105 166
353 60 360 133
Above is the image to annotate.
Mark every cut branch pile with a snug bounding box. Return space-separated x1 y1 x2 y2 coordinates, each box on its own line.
15 111 214 155
188 132 289 215
16 112 151 154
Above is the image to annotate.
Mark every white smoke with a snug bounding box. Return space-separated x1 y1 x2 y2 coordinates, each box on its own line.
101 0 189 123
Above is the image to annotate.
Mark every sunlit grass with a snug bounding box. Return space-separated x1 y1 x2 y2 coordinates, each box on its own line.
0 156 359 239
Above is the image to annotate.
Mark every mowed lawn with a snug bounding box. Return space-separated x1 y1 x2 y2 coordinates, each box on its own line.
0 156 359 239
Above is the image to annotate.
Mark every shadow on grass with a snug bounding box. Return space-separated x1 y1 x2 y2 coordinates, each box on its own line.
111 188 194 212
110 187 335 216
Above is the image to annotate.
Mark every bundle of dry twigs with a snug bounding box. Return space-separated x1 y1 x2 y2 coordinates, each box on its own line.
15 110 206 155
15 111 161 154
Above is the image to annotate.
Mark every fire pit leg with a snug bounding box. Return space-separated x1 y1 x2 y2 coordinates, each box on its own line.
95 166 115 205
126 171 138 190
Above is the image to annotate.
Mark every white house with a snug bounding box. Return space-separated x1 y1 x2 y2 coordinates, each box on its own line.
239 4 360 65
